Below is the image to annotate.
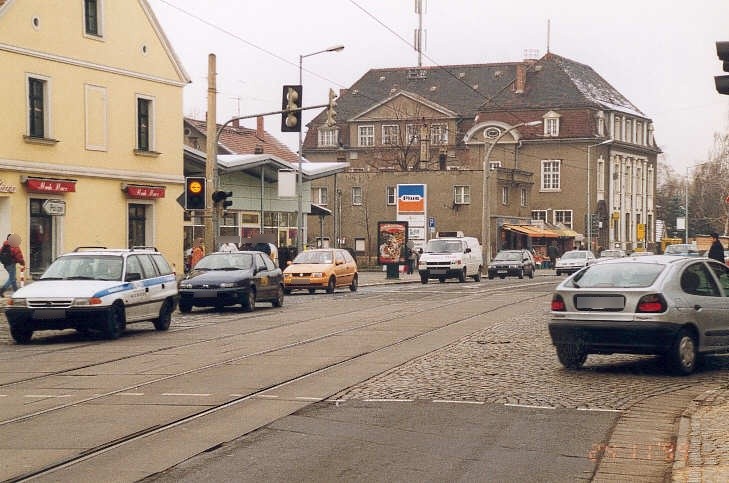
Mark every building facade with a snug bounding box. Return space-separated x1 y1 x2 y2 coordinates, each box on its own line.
303 53 660 260
0 0 189 277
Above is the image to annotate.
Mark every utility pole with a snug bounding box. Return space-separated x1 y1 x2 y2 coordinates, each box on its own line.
205 53 218 254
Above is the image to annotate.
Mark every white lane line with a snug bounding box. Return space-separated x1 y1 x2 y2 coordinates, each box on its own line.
576 407 623 413
0 395 7 398
256 394 279 399
25 395 72 399
119 393 145 396
432 399 485 405
504 403 556 410
161 393 211 397
295 396 323 401
229 394 246 398
363 398 414 403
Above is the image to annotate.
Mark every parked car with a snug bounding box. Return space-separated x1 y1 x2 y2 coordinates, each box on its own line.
4 247 178 343
599 249 626 259
629 251 656 257
549 255 729 374
554 250 596 275
418 236 483 283
178 251 284 312
487 249 535 279
664 244 701 256
283 248 358 294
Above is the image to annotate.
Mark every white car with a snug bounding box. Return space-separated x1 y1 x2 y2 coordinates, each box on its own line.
555 250 597 276
5 247 178 343
418 236 483 283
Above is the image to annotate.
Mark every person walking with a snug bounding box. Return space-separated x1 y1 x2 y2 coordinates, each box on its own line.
189 237 206 269
1 234 26 297
707 232 725 264
407 246 418 275
547 243 559 269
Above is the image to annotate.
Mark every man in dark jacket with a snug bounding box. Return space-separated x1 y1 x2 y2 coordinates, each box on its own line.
707 232 725 264
1 234 26 296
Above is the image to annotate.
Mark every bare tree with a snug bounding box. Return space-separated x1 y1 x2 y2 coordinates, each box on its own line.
690 130 729 235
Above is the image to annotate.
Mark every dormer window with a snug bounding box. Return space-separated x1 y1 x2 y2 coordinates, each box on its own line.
84 0 103 38
596 111 605 136
543 111 561 137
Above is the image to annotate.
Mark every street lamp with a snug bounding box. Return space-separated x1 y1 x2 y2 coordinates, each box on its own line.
587 139 613 250
297 44 344 252
481 120 542 263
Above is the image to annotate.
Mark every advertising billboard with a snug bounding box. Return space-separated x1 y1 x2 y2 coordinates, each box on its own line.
377 221 409 265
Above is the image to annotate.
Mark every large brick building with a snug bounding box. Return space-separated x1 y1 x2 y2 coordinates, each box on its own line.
303 52 660 261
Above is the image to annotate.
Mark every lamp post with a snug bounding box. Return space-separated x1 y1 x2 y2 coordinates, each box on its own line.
481 120 542 263
297 44 344 252
586 139 613 251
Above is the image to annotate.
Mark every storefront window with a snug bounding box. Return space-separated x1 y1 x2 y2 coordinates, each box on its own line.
29 199 54 277
128 203 147 247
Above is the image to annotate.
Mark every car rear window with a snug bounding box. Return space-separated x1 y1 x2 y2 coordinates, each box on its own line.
568 262 665 288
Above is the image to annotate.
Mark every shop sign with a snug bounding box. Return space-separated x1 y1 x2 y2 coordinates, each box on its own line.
42 199 66 216
26 178 76 193
0 179 17 193
125 185 165 199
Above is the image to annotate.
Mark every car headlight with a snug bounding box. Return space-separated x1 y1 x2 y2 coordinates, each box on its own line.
219 282 236 288
284 273 292 278
73 297 103 306
179 282 192 289
311 272 324 278
8 298 26 307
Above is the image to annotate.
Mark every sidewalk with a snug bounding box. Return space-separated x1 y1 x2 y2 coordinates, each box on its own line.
672 385 729 482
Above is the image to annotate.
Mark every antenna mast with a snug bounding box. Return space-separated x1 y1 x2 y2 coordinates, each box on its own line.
414 0 426 67
547 19 551 53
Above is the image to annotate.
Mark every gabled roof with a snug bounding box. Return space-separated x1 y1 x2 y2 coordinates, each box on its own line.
349 90 459 121
185 118 299 163
139 0 190 84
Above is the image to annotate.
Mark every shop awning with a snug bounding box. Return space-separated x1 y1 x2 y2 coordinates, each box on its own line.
503 224 559 238
553 227 580 238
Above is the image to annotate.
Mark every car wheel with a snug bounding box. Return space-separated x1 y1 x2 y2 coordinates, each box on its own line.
499 275 506 279
326 277 336 294
518 268 524 279
438 277 446 283
420 274 428 284
487 274 494 280
10 326 33 344
308 288 316 294
272 285 284 307
242 289 256 312
474 268 482 282
556 270 561 276
556 344 587 369
529 266 535 279
349 274 358 292
179 302 193 314
283 288 292 295
153 299 173 331
666 328 699 375
102 304 126 340
458 268 466 283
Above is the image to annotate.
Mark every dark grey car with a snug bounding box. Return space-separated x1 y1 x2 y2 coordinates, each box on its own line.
487 249 535 279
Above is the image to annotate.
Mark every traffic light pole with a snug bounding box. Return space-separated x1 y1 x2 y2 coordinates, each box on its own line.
205 54 218 255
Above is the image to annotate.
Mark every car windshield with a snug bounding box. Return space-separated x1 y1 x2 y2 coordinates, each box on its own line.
425 240 464 253
293 251 334 265
569 262 665 288
561 251 586 260
195 253 253 270
600 250 623 258
494 252 521 261
41 255 123 281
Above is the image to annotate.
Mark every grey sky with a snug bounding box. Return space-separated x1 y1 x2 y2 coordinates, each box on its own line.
150 0 729 171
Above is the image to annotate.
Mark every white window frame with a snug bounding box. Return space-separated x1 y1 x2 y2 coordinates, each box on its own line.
405 124 420 144
26 73 52 139
531 210 548 222
543 111 561 137
317 127 338 147
312 187 328 206
614 116 622 141
352 186 363 206
358 125 374 146
553 209 573 229
135 94 156 152
625 118 633 143
597 158 605 198
596 111 605 136
381 124 400 145
635 121 643 145
501 186 509 205
127 201 155 248
83 0 104 39
520 187 528 207
489 160 502 170
430 123 448 145
386 186 396 206
454 185 471 205
540 160 561 192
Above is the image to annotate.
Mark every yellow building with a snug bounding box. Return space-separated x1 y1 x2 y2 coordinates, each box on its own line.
0 0 189 278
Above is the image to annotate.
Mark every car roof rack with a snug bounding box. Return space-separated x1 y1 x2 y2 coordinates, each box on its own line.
131 246 159 252
73 246 108 252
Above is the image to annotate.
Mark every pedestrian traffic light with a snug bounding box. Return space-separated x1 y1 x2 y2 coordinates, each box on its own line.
212 190 233 209
281 85 302 132
185 177 206 210
326 88 337 127
716 41 729 95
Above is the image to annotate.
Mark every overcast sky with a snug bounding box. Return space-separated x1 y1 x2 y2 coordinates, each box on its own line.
149 0 729 172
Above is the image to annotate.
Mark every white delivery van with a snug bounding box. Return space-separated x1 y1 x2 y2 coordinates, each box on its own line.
417 235 483 283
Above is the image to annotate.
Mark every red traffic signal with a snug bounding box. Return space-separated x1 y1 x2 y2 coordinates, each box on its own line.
185 177 206 210
716 41 729 95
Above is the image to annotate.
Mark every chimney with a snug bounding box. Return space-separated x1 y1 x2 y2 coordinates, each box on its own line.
514 64 526 94
339 88 348 98
254 143 264 154
232 118 240 129
256 116 264 139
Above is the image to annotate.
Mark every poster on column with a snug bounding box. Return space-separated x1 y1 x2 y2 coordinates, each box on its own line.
396 184 426 247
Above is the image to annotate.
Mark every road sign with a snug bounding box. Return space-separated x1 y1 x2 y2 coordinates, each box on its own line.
42 199 66 216
636 223 645 241
428 217 435 232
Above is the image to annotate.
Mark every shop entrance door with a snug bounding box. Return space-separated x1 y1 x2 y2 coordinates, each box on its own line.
29 198 57 277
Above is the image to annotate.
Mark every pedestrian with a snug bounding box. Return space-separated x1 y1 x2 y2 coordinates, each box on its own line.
407 246 417 275
189 237 205 269
1 234 26 297
707 232 725 264
547 243 558 269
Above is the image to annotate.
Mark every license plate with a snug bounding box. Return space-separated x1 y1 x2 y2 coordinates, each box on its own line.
497 270 507 274
32 309 66 320
575 295 625 311
193 290 218 298
430 269 447 275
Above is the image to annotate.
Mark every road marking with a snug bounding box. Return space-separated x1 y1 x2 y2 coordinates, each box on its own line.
119 393 145 396
256 394 279 399
25 395 72 399
433 399 484 405
295 396 322 401
504 403 556 410
576 407 623 413
0 395 7 398
363 398 414 403
161 393 211 397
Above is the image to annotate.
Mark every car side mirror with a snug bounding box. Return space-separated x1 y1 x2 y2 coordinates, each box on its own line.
125 272 142 282
286 260 292 266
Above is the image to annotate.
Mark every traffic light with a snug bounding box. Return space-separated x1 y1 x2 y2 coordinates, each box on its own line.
326 88 338 127
281 85 302 132
212 190 233 209
185 177 206 210
716 41 729 95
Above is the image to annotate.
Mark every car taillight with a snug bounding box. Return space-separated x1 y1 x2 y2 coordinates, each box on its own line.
551 294 566 311
636 294 667 313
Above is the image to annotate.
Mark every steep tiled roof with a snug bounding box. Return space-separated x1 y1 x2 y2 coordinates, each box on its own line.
185 118 299 163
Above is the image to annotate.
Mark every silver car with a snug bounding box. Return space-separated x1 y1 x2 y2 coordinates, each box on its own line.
554 250 596 275
549 255 729 374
